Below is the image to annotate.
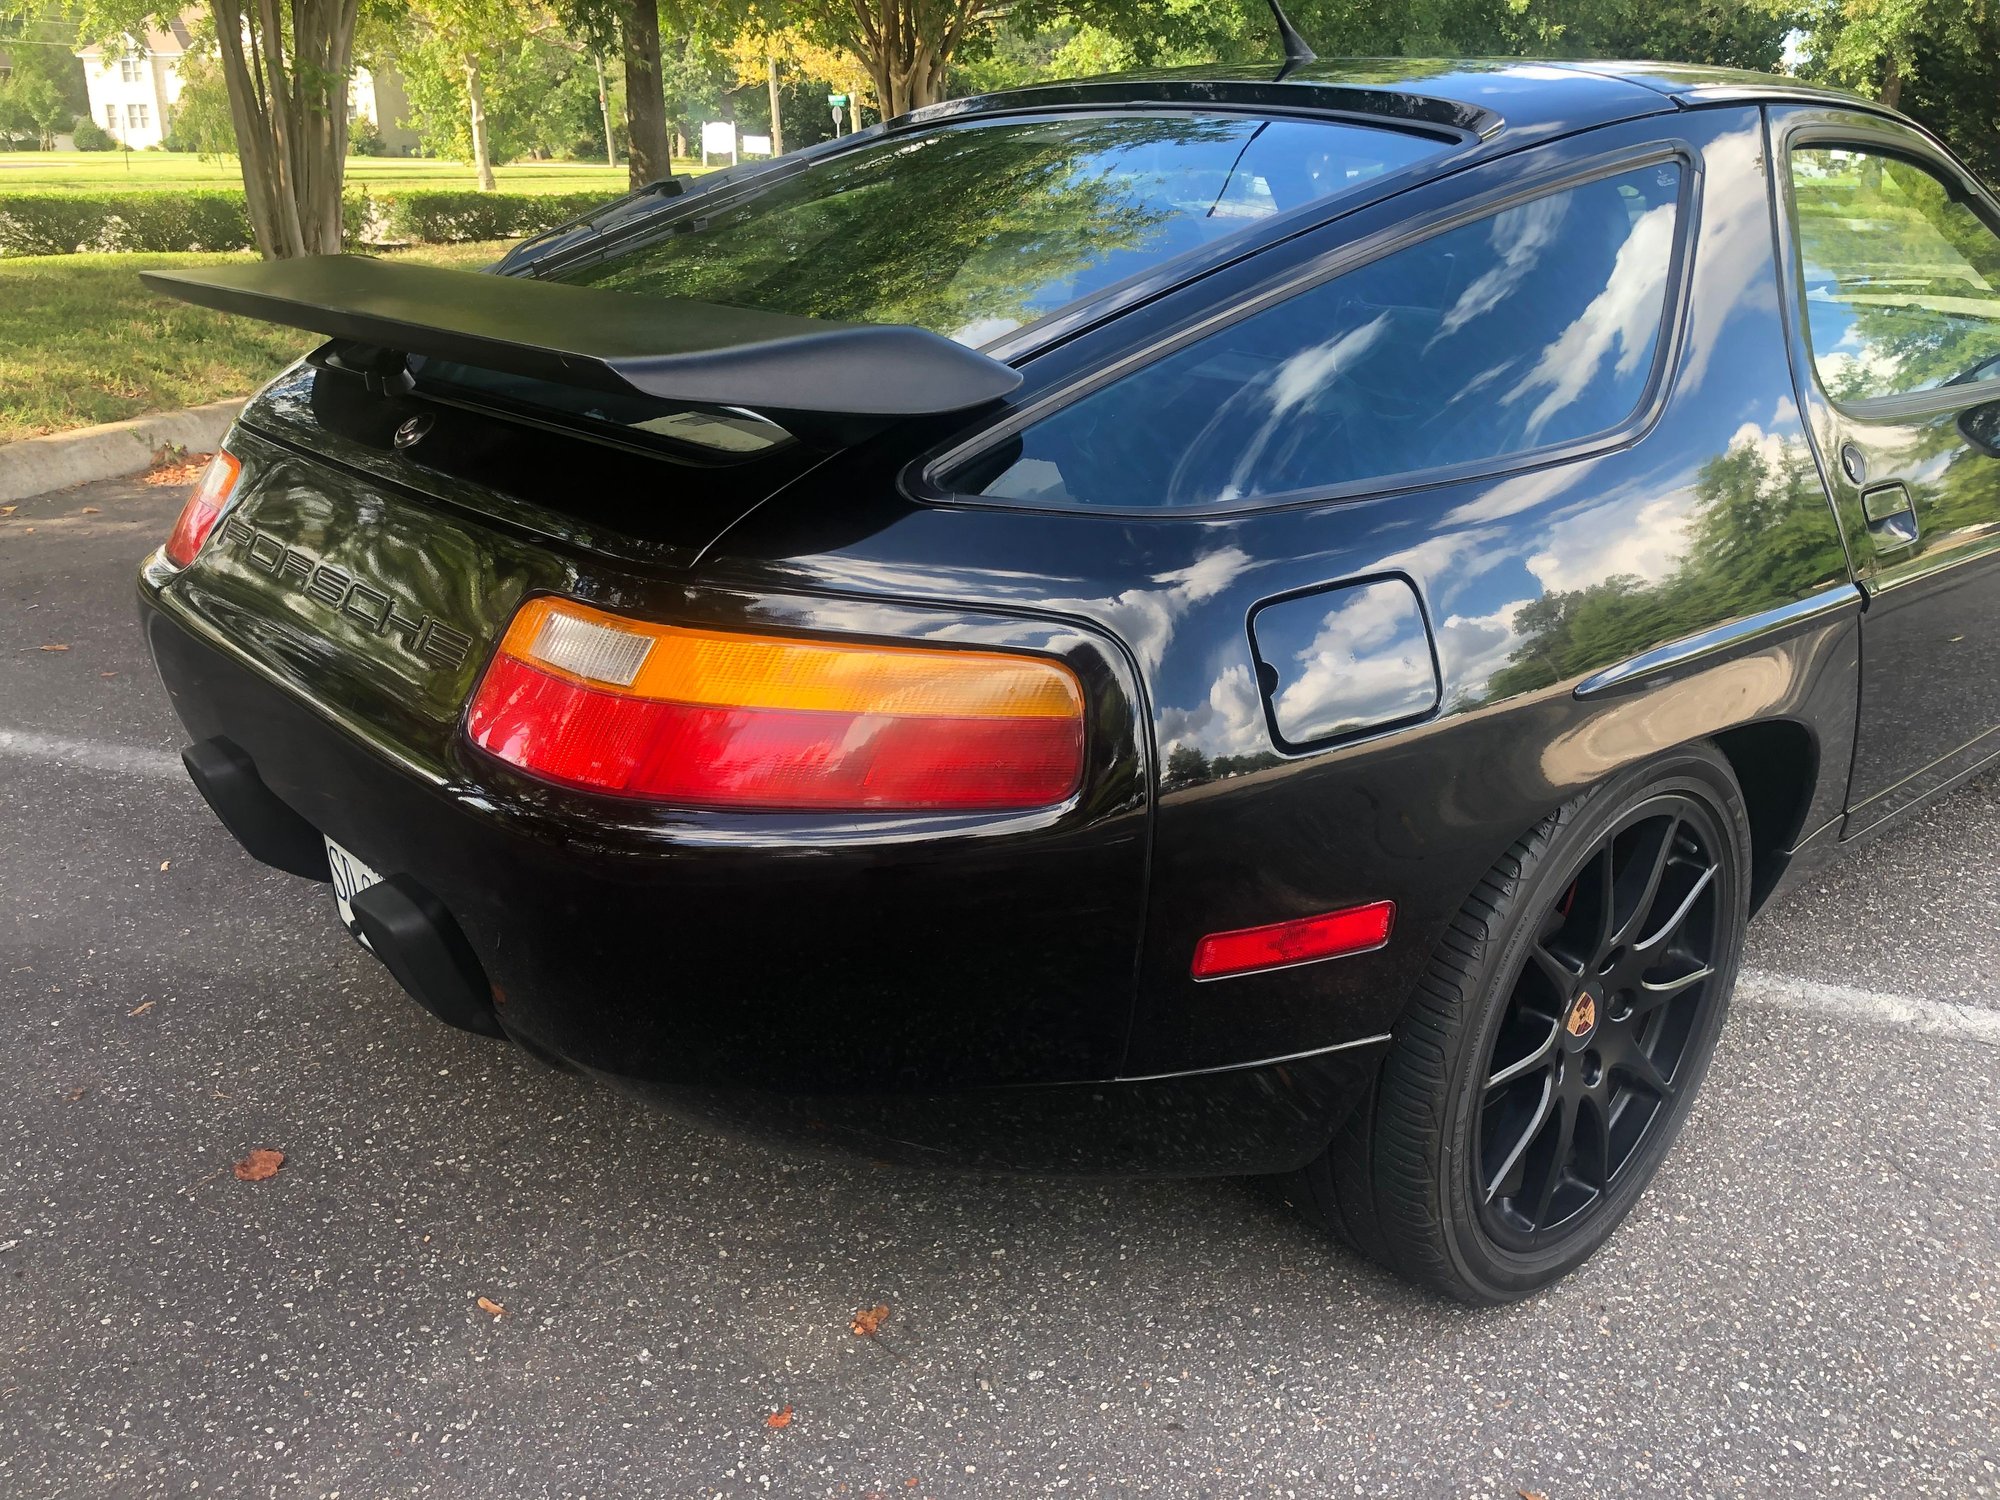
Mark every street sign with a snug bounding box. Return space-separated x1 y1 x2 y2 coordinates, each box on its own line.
827 92 848 108
700 120 738 166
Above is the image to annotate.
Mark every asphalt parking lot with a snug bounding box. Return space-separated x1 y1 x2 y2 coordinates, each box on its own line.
4 473 1997 1499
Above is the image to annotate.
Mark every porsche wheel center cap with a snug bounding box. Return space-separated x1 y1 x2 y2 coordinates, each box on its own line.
1565 989 1599 1040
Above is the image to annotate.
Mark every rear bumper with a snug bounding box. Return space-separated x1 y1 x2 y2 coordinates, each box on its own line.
141 574 1382 1176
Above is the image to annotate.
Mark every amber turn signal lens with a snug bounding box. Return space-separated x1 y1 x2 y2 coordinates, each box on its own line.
466 597 1087 812
163 449 243 568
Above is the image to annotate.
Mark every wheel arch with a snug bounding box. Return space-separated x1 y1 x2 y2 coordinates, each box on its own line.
1707 717 1819 916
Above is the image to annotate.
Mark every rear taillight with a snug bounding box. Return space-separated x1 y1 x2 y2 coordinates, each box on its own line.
465 597 1086 812
163 450 243 567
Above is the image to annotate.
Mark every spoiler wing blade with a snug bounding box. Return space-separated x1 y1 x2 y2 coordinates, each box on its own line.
141 255 1022 419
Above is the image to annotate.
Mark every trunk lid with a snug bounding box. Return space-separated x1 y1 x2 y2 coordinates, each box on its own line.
166 359 838 778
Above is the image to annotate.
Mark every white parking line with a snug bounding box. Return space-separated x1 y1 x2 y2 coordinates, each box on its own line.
1737 968 2000 1046
0 728 184 782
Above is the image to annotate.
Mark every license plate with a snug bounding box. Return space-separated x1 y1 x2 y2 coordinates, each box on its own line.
325 836 384 937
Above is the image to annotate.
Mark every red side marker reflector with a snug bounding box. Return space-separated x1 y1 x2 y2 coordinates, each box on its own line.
1190 900 1396 980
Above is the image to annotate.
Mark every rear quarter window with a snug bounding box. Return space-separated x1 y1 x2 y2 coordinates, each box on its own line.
950 159 1686 511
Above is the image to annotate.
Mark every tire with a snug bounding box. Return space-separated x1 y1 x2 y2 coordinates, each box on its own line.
1295 743 1752 1303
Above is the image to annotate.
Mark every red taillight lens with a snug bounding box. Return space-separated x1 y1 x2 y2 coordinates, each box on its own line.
163 450 243 567
1190 900 1396 980
465 597 1086 812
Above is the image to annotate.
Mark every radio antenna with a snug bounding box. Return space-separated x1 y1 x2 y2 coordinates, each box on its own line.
1266 0 1317 69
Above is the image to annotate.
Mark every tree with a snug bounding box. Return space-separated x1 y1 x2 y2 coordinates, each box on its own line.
540 0 681 186
399 0 536 189
0 8 88 145
722 22 868 149
394 23 606 169
159 43 236 157
1792 0 2000 184
49 0 375 255
789 0 1001 115
0 71 66 147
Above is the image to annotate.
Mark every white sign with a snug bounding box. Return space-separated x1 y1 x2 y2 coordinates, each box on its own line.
700 120 738 164
741 134 772 157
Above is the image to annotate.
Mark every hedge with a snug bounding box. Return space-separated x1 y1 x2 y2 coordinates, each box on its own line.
367 189 614 245
0 186 616 257
0 190 257 256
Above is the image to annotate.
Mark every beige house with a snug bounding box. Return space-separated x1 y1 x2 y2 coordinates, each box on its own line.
75 12 417 153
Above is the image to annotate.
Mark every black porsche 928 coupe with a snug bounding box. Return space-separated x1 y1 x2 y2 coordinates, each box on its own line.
139 58 2000 1302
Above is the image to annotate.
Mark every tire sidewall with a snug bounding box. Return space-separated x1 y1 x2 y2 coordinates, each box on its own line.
1433 746 1754 1302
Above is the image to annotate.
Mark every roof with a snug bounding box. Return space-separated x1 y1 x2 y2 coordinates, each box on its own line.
936 57 1884 149
75 8 194 58
1551 59 1873 110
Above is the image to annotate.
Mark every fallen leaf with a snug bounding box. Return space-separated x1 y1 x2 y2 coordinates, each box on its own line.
159 860 171 871
99 671 119 679
64 1086 88 1102
1519 1490 1550 1500
232 1148 284 1182
0 505 15 516
80 507 100 515
128 1000 155 1016
476 1296 507 1318
851 1303 890 1338
764 1405 794 1430
905 1481 919 1490
39 644 69 652
145 453 211 487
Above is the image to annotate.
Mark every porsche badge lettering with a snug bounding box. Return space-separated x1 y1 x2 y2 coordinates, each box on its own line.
219 516 474 670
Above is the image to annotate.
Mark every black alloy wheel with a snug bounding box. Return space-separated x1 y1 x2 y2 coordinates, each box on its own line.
1292 743 1752 1303
1473 798 1724 1252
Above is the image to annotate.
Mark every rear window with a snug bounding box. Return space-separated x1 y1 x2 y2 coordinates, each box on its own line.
551 114 1445 348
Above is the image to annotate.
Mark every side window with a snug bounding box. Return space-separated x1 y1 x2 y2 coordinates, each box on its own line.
953 161 1683 510
1790 146 2000 403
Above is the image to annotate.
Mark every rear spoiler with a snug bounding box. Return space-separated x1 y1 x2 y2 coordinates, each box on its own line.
141 255 1022 431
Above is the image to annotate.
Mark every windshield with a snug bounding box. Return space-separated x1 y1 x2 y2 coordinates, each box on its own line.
551 113 1445 348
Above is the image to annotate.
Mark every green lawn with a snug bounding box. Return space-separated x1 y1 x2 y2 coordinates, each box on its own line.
0 240 514 443
0 152 706 194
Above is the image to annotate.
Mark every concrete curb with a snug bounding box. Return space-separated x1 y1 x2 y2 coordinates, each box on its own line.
0 398 246 504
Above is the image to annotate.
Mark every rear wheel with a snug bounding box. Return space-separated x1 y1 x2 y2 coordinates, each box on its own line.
1295 744 1751 1303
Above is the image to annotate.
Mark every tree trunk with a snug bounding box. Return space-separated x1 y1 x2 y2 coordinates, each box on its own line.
464 53 497 191
1881 50 1903 111
850 0 976 120
209 0 357 257
766 54 784 156
594 54 616 168
620 0 672 188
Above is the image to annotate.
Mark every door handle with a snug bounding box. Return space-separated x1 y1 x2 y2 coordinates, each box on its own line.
1861 481 1919 550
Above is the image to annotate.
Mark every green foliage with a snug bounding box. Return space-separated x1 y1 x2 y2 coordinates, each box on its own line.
157 47 237 160
69 117 112 150
0 9 90 119
348 118 387 156
0 184 566 253
0 73 70 150
0 188 252 252
1794 0 2000 187
393 29 606 166
368 187 614 242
